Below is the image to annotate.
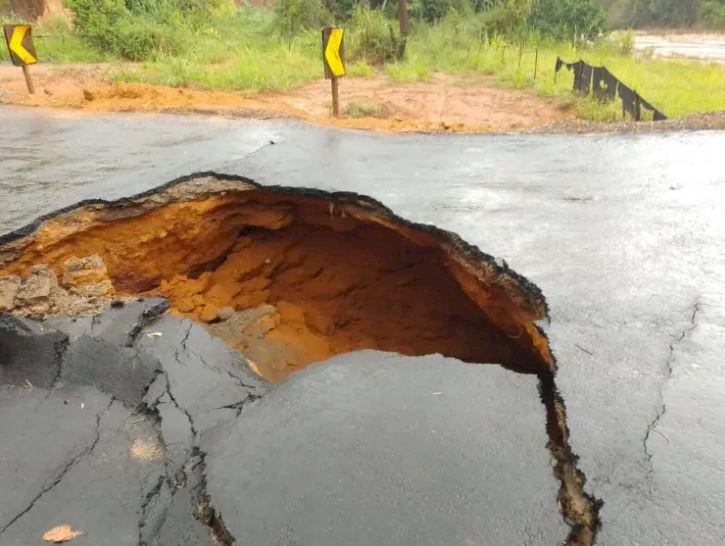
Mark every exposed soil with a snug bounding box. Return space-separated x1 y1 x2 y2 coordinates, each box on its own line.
0 63 576 133
0 172 553 382
0 173 603 544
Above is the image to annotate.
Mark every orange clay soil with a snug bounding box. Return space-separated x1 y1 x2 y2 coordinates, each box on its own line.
0 173 553 382
0 64 574 134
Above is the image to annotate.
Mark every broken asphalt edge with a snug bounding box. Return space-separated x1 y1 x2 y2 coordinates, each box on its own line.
0 172 603 545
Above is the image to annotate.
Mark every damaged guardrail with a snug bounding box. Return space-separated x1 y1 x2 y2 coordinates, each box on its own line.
556 57 667 122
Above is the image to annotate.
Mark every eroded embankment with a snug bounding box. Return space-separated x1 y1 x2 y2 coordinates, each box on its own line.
0 173 552 381
0 172 600 544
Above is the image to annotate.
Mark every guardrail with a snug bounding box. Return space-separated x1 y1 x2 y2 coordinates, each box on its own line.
556 57 667 122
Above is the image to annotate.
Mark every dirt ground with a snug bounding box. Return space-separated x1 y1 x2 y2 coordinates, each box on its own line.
0 63 575 133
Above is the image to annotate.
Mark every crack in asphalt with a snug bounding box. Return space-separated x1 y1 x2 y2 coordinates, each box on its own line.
39 333 70 405
191 450 237 546
174 322 194 364
642 299 701 478
539 373 603 546
0 398 115 536
142 332 243 545
217 392 263 417
126 300 170 347
138 471 169 546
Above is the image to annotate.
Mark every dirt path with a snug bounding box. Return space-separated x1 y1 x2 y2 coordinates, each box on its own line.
0 63 574 133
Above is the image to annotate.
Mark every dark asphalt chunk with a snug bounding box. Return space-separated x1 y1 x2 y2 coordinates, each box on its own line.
204 351 567 546
137 316 268 434
0 303 268 546
0 400 167 546
0 385 112 535
61 335 160 408
0 314 67 388
87 298 169 346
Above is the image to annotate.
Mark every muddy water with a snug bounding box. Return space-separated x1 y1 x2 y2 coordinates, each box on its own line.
2 106 725 545
634 33 725 63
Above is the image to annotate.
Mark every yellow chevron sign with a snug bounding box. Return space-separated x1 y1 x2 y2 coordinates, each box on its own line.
3 24 38 66
323 27 345 78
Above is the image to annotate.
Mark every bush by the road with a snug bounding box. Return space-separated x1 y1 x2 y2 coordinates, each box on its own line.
65 0 220 60
597 0 725 29
1 1 723 121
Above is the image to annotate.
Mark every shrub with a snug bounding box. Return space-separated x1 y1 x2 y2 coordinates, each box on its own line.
415 0 452 22
348 5 400 64
701 0 725 29
604 29 634 54
322 0 357 21
529 0 605 41
66 0 210 60
273 0 330 41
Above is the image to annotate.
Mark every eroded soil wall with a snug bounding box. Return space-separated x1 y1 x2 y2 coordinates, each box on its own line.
0 174 552 381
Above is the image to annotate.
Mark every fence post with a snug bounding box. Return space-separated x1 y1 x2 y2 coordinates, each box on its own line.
534 48 539 80
634 92 641 122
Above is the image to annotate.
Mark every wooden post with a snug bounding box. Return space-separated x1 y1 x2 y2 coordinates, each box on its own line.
21 64 34 94
331 77 340 117
534 48 539 80
634 92 641 122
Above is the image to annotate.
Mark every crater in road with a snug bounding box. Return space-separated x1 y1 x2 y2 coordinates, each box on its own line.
0 173 601 545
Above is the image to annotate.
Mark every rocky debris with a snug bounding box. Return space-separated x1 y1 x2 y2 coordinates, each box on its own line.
13 265 59 316
204 304 303 380
60 255 114 300
0 257 116 319
0 275 20 312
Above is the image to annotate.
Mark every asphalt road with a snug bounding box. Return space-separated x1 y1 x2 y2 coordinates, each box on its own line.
1 106 725 545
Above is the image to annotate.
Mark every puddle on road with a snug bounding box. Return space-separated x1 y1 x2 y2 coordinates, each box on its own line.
0 172 600 545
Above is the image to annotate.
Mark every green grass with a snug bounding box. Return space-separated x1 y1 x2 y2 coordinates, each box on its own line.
3 8 724 121
389 21 725 120
344 99 388 118
347 60 374 77
0 15 109 63
103 10 323 93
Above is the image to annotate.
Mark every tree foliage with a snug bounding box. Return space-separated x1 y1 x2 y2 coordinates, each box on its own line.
595 0 725 28
66 0 219 60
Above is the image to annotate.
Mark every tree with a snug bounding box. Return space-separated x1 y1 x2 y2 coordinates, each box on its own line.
531 0 606 40
397 0 409 58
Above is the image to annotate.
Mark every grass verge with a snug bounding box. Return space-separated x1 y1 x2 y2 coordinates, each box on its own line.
2 9 724 121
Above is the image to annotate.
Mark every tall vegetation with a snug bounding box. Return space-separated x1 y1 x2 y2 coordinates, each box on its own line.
65 0 223 60
595 0 725 29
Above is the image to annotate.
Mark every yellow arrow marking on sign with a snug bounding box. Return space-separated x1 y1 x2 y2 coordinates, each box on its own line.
325 28 345 78
9 25 36 65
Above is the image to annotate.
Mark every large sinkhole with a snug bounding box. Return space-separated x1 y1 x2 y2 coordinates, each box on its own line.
0 173 553 382
0 173 599 545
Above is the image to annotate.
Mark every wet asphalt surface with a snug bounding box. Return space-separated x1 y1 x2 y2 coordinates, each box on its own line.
1 105 725 545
